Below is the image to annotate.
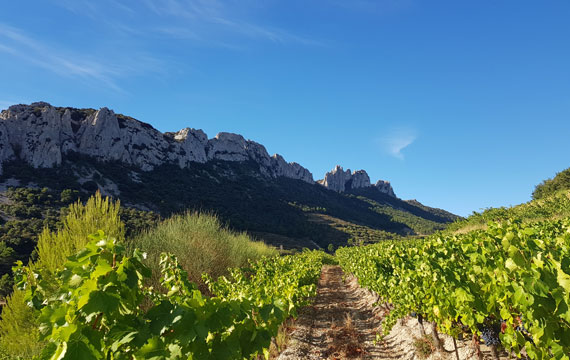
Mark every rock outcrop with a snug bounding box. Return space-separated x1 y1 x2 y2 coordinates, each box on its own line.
374 180 396 197
0 102 314 182
318 165 396 197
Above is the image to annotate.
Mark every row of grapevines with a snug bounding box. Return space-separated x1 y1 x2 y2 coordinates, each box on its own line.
445 191 570 233
14 231 326 359
336 218 570 360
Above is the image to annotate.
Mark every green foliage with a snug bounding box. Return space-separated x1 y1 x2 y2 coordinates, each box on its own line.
34 192 124 275
13 231 326 359
0 186 159 297
118 207 161 239
337 217 570 359
131 211 277 292
0 187 66 273
0 289 43 358
60 189 80 204
446 190 570 234
533 167 570 200
205 250 326 315
0 193 125 359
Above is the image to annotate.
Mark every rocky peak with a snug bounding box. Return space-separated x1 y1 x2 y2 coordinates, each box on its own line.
374 180 396 197
0 102 314 183
318 165 352 192
318 165 396 197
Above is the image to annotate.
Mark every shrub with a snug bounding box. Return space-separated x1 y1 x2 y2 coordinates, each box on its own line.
0 192 124 359
533 167 570 200
34 192 124 275
59 189 79 204
131 211 277 292
0 289 43 358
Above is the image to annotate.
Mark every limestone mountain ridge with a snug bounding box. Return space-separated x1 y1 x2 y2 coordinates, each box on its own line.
0 102 313 182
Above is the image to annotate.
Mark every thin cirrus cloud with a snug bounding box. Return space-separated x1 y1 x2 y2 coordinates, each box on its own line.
52 0 323 46
380 129 418 160
2 0 323 94
0 23 163 93
141 0 324 46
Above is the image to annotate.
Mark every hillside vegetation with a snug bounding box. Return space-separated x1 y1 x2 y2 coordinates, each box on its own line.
533 167 570 200
445 189 570 234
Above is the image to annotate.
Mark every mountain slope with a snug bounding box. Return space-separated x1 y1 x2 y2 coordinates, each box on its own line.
0 156 455 245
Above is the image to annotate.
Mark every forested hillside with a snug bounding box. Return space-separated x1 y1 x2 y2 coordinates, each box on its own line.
0 156 457 296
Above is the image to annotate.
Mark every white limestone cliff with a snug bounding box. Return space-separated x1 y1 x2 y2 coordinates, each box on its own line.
0 102 314 183
318 165 396 197
318 165 352 192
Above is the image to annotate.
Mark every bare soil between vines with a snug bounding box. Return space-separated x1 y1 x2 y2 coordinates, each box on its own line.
278 265 509 360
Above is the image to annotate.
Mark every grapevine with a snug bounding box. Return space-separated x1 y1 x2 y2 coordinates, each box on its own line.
337 218 570 360
13 230 328 359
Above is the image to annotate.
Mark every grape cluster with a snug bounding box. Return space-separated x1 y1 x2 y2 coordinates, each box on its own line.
479 323 501 346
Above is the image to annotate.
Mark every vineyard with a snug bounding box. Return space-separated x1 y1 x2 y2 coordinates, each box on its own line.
12 230 329 359
3 189 570 359
337 214 570 359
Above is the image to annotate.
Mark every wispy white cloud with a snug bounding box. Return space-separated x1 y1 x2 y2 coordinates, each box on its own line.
329 0 414 14
380 128 418 160
53 0 134 18
0 23 164 93
49 0 324 52
156 27 201 40
142 0 324 46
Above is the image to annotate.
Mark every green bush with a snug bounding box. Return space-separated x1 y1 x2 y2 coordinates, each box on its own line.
0 289 43 359
131 211 277 292
0 192 125 359
34 192 124 275
533 167 570 200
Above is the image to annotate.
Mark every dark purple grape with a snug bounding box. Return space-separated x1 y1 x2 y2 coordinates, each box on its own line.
478 321 501 346
480 326 500 346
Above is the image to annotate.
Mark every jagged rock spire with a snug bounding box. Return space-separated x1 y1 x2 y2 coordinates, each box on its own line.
318 165 396 197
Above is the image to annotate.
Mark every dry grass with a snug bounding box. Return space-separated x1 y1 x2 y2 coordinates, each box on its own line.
323 313 367 359
266 318 297 359
131 211 277 293
412 334 436 359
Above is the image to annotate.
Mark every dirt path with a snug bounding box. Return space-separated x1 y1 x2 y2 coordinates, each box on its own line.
278 265 384 359
278 265 504 360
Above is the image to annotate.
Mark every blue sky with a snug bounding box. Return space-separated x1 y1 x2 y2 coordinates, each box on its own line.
1 1 569 216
